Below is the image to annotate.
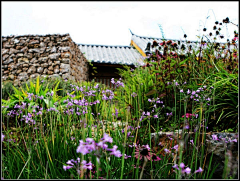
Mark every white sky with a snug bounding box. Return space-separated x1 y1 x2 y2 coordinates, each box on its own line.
2 1 239 46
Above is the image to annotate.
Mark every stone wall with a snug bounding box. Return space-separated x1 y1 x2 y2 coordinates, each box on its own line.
1 33 89 86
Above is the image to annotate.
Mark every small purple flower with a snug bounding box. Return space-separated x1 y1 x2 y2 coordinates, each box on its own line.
190 140 194 145
195 167 203 173
115 108 118 118
164 148 171 154
206 97 211 101
76 141 89 155
94 84 99 89
180 89 184 93
180 163 185 169
187 89 191 94
111 78 115 84
108 145 122 157
212 134 218 141
192 91 196 95
131 92 137 97
153 114 158 118
102 133 113 143
172 164 179 170
2 133 5 142
63 165 73 171
97 141 108 149
172 144 179 151
185 167 191 174
50 91 54 96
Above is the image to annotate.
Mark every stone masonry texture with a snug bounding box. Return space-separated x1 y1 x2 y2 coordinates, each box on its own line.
1 33 89 86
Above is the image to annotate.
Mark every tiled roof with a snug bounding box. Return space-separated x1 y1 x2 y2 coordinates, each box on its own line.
131 32 200 55
130 31 238 56
78 44 145 66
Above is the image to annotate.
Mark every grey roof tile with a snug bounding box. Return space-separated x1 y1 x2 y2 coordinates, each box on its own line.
131 32 238 56
78 44 145 66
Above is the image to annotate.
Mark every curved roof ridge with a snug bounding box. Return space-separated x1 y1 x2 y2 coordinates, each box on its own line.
78 43 133 48
132 33 199 43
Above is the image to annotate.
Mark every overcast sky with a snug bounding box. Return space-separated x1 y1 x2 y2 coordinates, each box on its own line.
2 1 239 46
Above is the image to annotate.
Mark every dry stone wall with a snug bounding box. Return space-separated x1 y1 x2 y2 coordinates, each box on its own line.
1 33 89 86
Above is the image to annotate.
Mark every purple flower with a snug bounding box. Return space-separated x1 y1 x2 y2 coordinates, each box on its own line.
185 167 191 174
123 154 131 159
102 133 113 143
81 160 93 170
212 134 218 141
76 140 89 155
206 97 211 101
115 108 118 118
97 141 108 149
172 144 179 151
195 167 203 173
190 140 194 145
153 114 158 118
131 92 137 97
63 165 73 171
111 78 115 84
94 84 99 89
2 134 5 142
187 89 191 94
164 148 171 154
109 145 122 157
180 89 184 93
180 163 185 169
173 164 179 170
192 91 196 95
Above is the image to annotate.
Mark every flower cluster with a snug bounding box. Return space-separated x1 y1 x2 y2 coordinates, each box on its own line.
76 133 126 159
102 89 114 100
111 78 124 88
64 133 131 177
139 97 164 122
179 85 213 105
63 157 93 173
172 163 203 175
